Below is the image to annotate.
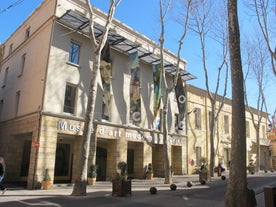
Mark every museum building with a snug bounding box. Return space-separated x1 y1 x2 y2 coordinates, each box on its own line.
0 0 195 189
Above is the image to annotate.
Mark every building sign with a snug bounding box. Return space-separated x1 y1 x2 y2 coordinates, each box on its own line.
57 120 82 132
34 141 40 148
57 121 182 145
97 126 182 145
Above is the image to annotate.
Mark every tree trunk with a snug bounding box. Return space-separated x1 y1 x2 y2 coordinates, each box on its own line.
163 91 172 184
209 106 215 177
225 0 248 206
71 0 119 196
71 54 100 196
256 127 260 172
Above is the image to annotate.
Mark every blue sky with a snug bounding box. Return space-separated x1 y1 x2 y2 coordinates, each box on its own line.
0 0 275 118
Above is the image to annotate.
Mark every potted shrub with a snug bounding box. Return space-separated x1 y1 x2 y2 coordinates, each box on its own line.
112 161 131 196
87 164 97 185
198 157 210 181
41 168 52 190
146 163 153 180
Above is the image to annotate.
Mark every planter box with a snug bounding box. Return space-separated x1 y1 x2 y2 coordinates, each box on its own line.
199 172 210 181
41 180 52 190
87 178 96 185
112 179 132 196
146 173 153 180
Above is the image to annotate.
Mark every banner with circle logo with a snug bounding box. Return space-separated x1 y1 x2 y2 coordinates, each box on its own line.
129 51 141 123
175 77 186 130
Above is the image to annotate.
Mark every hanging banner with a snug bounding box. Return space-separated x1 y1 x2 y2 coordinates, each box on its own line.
129 51 141 123
153 64 162 129
100 40 112 120
175 77 186 129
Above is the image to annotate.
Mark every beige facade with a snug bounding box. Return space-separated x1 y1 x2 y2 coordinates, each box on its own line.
186 85 270 174
0 0 270 191
0 0 191 189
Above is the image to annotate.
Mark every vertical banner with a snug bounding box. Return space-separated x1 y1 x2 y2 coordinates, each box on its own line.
100 40 112 120
129 51 141 123
153 64 162 129
175 77 186 130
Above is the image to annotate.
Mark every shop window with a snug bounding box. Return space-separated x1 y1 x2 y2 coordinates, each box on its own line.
20 140 31 176
68 41 80 65
63 84 77 114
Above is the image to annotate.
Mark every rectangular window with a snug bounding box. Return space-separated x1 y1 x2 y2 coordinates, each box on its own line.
63 84 76 114
208 111 212 130
224 115 229 134
2 45 5 58
195 147 202 166
0 99 3 120
195 108 201 129
2 67 9 88
246 121 250 137
25 27 30 40
262 125 266 139
68 41 80 65
15 90 20 117
19 53 26 76
9 43 13 55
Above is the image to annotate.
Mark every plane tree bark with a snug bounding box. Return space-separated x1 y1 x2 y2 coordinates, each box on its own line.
225 0 248 206
71 0 121 196
158 0 191 184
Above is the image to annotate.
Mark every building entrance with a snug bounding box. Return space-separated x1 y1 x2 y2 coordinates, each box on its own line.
54 140 73 183
96 147 107 181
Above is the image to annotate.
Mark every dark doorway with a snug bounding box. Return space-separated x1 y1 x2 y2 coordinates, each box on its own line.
20 140 31 176
96 147 107 181
127 149 134 175
54 143 71 183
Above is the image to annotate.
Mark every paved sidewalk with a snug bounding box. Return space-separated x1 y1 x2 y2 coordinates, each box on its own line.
0 173 270 206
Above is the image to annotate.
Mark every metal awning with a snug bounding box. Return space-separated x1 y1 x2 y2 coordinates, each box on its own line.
58 10 196 81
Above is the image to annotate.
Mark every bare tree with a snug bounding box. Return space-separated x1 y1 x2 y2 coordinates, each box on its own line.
244 34 270 172
225 0 248 206
190 0 229 177
251 0 276 75
158 0 191 184
71 0 121 196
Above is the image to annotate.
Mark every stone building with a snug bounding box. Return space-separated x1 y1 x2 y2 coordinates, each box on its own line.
186 84 270 174
0 0 195 189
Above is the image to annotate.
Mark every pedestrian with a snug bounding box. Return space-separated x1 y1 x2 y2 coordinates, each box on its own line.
0 157 6 194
